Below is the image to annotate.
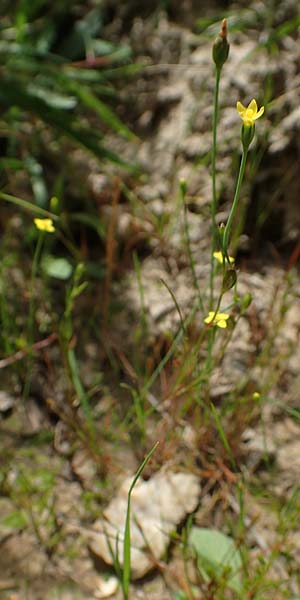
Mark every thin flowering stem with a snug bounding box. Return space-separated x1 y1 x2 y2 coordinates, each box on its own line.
223 147 248 253
211 68 221 230
206 327 216 373
222 98 264 254
209 66 221 310
215 311 242 366
209 19 229 311
208 257 227 325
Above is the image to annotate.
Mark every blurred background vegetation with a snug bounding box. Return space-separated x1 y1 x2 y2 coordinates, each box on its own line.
2 1 300 598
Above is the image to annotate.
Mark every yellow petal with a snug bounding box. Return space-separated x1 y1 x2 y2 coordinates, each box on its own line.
255 106 264 119
217 320 227 328
217 312 230 320
213 251 223 263
34 218 55 233
213 251 235 264
248 99 257 113
236 101 246 114
204 312 214 324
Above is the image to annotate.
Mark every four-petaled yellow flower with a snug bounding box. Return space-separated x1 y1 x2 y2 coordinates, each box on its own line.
204 311 230 329
34 218 55 233
236 99 264 127
213 251 234 265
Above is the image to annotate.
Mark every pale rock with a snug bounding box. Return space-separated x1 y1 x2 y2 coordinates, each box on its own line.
94 575 119 599
89 470 200 578
0 391 15 412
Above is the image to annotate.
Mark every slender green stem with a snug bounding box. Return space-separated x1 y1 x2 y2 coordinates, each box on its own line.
203 260 227 379
211 68 221 227
223 148 248 252
205 327 216 374
209 67 221 310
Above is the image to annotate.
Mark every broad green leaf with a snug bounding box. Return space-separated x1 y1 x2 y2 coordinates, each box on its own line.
189 526 243 593
42 256 73 280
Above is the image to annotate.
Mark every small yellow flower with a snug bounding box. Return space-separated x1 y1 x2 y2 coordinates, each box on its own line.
213 251 234 265
204 311 230 329
236 99 264 127
34 218 55 233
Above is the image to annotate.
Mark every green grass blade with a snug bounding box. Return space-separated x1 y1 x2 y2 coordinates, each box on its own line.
68 83 135 140
210 403 236 471
122 442 159 600
0 80 129 166
0 191 59 220
67 348 95 434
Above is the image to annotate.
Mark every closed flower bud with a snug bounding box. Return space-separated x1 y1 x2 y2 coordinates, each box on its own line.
241 292 252 311
241 123 255 150
212 19 230 70
222 268 237 293
179 178 187 196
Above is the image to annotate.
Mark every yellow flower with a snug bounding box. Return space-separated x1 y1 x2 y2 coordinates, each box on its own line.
34 218 55 233
236 99 264 127
213 251 234 265
204 311 230 329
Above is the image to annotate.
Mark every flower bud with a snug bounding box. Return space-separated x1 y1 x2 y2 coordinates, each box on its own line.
241 124 255 151
241 292 252 311
222 268 237 293
212 19 230 70
50 195 59 212
179 178 187 196
74 262 85 280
